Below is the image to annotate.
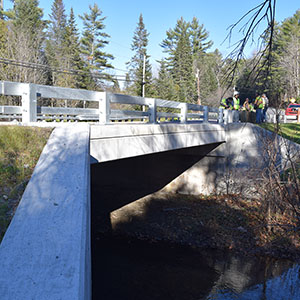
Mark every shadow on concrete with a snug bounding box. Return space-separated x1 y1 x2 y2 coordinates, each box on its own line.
91 142 222 232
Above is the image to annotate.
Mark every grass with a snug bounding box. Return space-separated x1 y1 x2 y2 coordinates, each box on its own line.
260 123 300 144
0 126 52 242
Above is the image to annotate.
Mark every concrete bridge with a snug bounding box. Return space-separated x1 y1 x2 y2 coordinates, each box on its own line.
0 82 298 299
0 120 228 300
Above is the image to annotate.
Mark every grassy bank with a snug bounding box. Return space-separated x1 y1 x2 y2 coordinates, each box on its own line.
260 123 300 144
0 126 52 241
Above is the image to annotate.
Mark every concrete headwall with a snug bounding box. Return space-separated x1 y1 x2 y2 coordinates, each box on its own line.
90 123 225 163
0 124 91 300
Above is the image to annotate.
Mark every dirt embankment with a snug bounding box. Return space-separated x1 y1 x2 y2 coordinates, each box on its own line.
107 192 300 261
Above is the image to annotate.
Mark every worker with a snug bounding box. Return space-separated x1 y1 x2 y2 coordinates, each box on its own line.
219 97 233 110
254 94 263 123
261 94 269 123
242 98 251 111
241 98 251 122
249 99 256 123
233 91 240 110
290 97 296 104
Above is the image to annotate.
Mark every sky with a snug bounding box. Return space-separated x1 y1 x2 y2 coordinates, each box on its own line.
4 0 300 79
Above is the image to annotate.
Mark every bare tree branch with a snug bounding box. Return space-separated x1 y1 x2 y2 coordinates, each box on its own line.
223 0 277 91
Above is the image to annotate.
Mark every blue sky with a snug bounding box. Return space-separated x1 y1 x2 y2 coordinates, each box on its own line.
4 0 300 78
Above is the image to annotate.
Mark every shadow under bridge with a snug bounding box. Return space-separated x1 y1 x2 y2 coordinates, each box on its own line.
90 123 226 231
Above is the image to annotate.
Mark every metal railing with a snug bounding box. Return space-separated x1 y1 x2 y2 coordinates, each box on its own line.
0 81 238 124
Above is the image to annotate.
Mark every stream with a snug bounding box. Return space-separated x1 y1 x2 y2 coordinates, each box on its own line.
92 234 300 300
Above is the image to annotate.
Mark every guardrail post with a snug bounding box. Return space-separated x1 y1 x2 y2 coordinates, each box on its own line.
233 110 240 123
218 108 224 124
22 83 37 123
99 92 110 124
145 98 156 124
283 115 287 123
223 109 229 124
179 102 188 123
203 106 209 123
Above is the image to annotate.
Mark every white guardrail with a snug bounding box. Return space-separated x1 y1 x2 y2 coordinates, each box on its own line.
0 81 239 124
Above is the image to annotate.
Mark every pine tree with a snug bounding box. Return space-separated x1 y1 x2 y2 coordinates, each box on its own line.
161 18 196 102
46 0 68 86
2 0 46 83
161 17 213 103
63 8 84 88
173 29 195 102
79 3 114 90
155 59 177 101
127 14 153 97
161 17 189 70
190 17 213 58
277 10 300 98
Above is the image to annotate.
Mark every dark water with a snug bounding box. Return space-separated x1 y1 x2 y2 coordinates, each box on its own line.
92 234 300 300
90 161 300 300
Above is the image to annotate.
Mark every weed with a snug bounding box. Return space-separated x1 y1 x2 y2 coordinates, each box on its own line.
0 125 52 241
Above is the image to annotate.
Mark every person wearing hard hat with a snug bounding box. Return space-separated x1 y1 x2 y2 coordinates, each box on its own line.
254 93 263 123
233 91 240 110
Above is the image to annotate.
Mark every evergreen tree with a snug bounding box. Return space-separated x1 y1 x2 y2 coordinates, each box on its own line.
2 0 46 83
46 0 68 86
161 17 189 70
127 13 153 97
79 3 114 90
155 59 177 101
190 17 213 57
63 8 84 88
173 28 195 102
277 10 300 98
161 17 213 103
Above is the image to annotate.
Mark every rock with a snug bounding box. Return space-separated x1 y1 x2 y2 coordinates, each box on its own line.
237 226 247 233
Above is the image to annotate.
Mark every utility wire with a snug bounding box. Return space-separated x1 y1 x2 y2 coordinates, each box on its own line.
0 57 139 83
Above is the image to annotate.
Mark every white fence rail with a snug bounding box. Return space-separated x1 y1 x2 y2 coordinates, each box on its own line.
0 81 238 124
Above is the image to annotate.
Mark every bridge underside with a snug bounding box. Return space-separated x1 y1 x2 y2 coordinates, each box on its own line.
91 142 223 232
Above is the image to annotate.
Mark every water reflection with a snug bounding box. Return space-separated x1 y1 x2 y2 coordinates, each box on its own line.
207 265 300 299
92 235 300 300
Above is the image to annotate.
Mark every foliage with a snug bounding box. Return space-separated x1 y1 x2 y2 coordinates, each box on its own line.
154 59 178 101
0 126 52 241
45 0 68 87
0 1 300 107
62 8 85 89
127 14 154 97
79 3 114 90
158 17 227 104
0 0 47 84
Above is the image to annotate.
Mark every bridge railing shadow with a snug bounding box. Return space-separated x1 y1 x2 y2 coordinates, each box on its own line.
0 124 91 299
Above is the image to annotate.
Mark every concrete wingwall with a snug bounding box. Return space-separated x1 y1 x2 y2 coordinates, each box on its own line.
161 123 300 195
0 124 91 300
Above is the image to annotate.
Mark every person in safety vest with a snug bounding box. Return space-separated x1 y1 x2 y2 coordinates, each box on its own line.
261 93 269 123
242 98 251 111
233 91 240 110
254 94 263 123
289 97 296 104
219 97 233 109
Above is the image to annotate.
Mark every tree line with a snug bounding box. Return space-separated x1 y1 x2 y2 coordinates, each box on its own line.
0 0 300 108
